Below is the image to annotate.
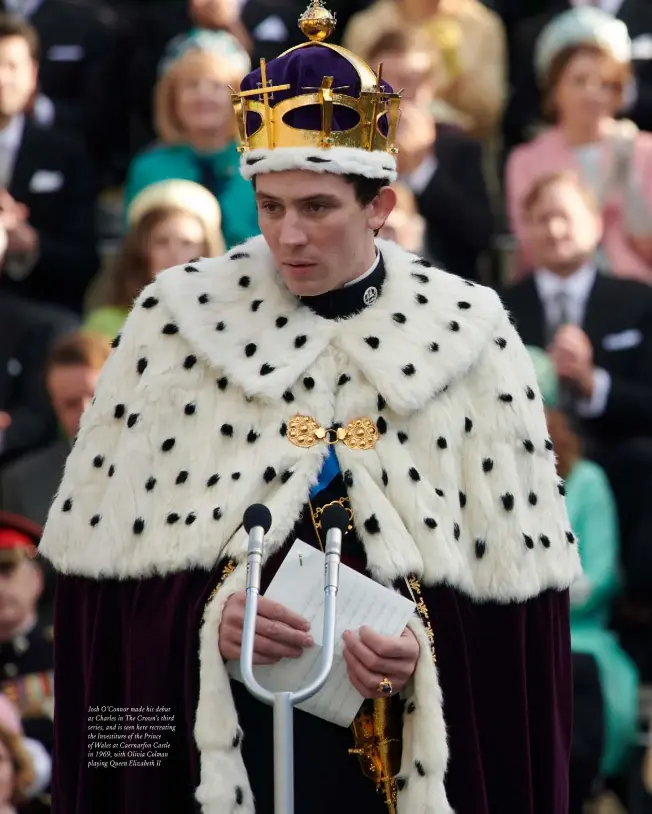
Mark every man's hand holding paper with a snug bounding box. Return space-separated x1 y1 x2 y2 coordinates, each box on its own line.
225 540 416 726
343 626 419 699
219 591 314 665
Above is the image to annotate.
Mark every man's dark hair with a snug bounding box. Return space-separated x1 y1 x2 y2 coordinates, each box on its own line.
342 174 390 206
0 14 39 61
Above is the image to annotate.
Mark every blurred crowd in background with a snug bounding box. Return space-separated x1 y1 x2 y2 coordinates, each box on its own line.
0 0 651 812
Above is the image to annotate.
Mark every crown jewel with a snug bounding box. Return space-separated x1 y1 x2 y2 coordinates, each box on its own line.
230 0 401 157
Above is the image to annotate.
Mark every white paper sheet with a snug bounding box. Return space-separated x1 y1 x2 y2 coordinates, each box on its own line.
227 539 415 727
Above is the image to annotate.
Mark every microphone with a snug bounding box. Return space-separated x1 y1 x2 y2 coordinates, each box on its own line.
319 503 348 597
320 502 349 536
243 503 272 535
240 504 273 711
243 503 272 589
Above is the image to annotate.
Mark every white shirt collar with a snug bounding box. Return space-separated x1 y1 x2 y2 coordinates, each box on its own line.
534 262 597 327
0 115 25 151
535 262 597 301
344 250 380 288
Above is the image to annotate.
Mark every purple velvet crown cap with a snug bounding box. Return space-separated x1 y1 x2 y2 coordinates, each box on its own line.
239 43 394 137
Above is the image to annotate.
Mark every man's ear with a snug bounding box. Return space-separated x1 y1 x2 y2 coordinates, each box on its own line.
368 185 397 233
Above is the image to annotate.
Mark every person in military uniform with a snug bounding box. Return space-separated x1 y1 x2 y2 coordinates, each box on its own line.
40 2 580 813
0 513 52 778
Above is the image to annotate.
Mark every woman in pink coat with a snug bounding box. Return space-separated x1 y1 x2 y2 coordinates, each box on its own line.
506 7 652 285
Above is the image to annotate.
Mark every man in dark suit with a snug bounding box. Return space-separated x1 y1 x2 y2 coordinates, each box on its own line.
366 28 494 281
0 331 109 631
503 0 652 153
0 0 128 185
501 169 652 601
0 330 109 527
0 14 99 313
0 287 78 466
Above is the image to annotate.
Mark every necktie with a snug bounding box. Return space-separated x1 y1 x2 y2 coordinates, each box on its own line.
546 288 571 345
549 289 578 413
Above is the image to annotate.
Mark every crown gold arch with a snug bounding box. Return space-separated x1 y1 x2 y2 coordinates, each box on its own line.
229 0 402 156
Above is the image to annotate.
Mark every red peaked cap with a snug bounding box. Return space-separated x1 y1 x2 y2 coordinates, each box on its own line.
0 512 41 553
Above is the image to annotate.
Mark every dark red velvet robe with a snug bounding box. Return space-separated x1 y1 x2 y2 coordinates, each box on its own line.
51 475 572 813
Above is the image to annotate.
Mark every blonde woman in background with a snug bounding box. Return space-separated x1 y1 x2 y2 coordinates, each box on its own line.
86 180 224 341
507 8 652 285
124 30 259 249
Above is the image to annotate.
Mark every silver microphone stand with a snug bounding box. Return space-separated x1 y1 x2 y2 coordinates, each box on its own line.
240 503 349 814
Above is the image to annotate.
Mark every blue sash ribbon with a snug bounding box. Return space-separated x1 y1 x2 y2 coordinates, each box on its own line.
309 446 341 499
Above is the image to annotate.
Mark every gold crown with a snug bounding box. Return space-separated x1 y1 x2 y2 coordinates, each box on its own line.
230 0 401 154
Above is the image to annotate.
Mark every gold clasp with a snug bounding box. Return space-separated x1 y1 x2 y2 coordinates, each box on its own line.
287 415 378 450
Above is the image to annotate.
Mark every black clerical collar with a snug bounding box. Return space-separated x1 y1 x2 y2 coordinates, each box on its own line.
299 253 385 320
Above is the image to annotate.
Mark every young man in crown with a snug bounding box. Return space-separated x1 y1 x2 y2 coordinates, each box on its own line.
39 3 581 813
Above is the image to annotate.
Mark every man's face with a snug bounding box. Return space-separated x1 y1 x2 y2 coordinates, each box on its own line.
523 181 602 274
47 364 101 440
0 36 37 118
0 558 42 641
174 58 235 136
255 171 394 296
146 211 206 274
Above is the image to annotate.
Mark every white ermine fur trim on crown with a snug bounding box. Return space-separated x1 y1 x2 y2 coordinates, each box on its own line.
194 565 449 814
240 146 398 181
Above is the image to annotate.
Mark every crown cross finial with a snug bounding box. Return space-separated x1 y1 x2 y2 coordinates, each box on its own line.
232 58 291 150
298 0 336 42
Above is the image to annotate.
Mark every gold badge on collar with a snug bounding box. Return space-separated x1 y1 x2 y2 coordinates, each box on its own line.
287 415 378 450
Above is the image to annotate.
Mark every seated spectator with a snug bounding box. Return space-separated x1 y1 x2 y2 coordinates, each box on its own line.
501 169 652 608
0 14 99 314
0 513 52 768
504 0 652 152
124 0 252 157
506 8 652 285
528 346 638 812
363 27 494 280
0 231 79 468
0 332 109 632
87 180 223 339
124 29 258 250
343 0 507 139
0 331 111 530
3 0 127 187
